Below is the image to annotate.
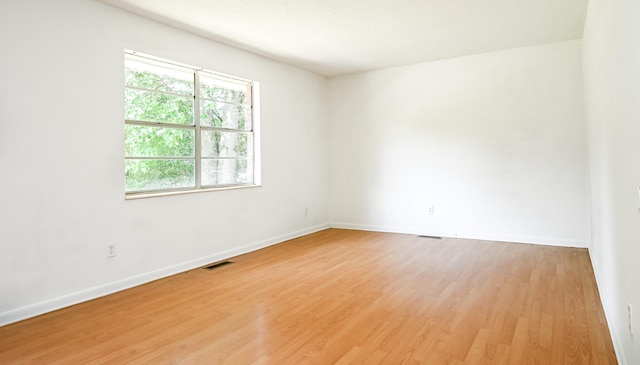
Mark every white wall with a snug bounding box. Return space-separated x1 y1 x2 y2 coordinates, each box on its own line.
0 0 600 334
328 40 589 247
0 0 329 325
583 0 640 363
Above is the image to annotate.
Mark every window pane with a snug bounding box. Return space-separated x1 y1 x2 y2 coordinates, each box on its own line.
124 52 257 195
125 59 193 96
200 75 247 104
200 100 250 130
125 89 193 125
125 125 194 157
202 159 252 186
201 130 252 158
125 159 195 192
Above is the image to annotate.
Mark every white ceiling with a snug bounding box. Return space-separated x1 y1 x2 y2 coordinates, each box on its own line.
100 0 588 77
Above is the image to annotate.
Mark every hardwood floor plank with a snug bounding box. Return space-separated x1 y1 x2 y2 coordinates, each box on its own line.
0 229 617 364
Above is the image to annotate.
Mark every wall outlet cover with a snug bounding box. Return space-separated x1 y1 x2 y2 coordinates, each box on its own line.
106 242 116 258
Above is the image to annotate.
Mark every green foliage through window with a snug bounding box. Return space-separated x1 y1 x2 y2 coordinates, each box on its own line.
124 52 255 194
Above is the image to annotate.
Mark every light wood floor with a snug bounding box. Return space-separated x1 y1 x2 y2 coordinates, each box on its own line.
0 229 617 364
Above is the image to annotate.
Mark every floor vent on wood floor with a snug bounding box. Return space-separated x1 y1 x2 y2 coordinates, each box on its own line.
418 235 443 239
203 261 234 270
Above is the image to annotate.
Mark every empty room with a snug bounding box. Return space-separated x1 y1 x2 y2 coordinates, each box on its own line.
0 0 637 364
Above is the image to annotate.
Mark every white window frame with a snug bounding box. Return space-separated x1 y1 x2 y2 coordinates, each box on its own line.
124 50 261 199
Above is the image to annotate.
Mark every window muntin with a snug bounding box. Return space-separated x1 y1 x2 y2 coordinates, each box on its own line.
124 52 257 196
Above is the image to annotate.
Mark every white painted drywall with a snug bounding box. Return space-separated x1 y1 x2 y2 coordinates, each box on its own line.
328 40 589 247
583 0 640 363
0 0 598 332
0 0 329 325
98 0 588 77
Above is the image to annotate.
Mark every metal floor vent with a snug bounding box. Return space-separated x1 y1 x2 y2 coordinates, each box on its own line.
203 260 234 270
418 235 443 239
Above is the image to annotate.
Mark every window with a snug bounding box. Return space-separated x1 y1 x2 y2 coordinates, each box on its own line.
124 51 259 197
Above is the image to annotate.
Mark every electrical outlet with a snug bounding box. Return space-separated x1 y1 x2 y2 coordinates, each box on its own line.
106 242 116 258
428 205 435 215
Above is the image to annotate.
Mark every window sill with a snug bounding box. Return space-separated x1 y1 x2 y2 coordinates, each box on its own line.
125 184 261 200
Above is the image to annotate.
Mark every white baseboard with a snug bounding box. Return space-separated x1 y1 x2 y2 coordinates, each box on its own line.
588 247 625 365
330 222 589 248
0 222 591 327
0 223 330 327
